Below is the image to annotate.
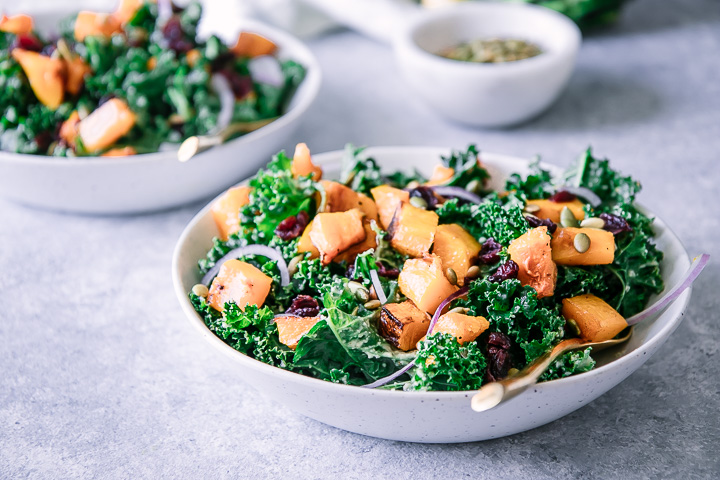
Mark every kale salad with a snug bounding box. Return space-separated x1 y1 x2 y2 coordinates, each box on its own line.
0 1 305 156
189 144 664 391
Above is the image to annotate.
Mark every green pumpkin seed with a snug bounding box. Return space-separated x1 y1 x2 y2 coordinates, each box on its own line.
447 306 469 315
466 179 482 194
560 206 579 228
466 265 480 279
566 318 582 336
573 232 591 253
579 217 605 229
446 267 458 286
348 281 370 302
523 203 540 214
288 254 304 277
364 299 382 310
507 368 520 377
191 284 209 297
409 196 428 209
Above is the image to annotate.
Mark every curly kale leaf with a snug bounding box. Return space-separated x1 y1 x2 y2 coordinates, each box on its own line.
339 144 385 195
563 148 641 206
504 156 554 202
540 347 596 381
407 333 487 391
440 144 490 189
436 198 529 246
458 279 565 366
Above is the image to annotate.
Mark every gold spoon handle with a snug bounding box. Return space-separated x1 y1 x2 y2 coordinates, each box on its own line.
177 118 279 163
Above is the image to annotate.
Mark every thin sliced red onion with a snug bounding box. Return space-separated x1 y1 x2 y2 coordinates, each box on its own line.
248 56 284 88
559 186 602 208
211 74 235 134
369 269 387 304
626 253 710 326
430 186 483 204
158 0 172 23
201 245 290 287
363 285 470 388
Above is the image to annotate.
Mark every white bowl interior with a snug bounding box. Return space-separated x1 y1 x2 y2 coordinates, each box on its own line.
172 146 691 443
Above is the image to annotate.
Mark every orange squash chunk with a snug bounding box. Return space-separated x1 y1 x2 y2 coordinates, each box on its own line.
291 143 322 181
334 221 377 264
59 111 81 147
551 227 615 266
371 185 409 230
507 226 557 299
11 49 65 109
0 14 33 35
562 294 627 342
310 209 366 265
425 165 454 186
399 254 458 314
74 12 122 42
64 57 91 95
231 32 277 58
432 223 481 286
276 315 320 350
207 259 273 313
379 301 431 351
525 198 585 223
210 185 251 241
388 202 438 257
78 98 136 152
320 180 378 221
101 146 136 157
186 49 201 68
297 220 320 259
113 0 143 24
434 312 489 345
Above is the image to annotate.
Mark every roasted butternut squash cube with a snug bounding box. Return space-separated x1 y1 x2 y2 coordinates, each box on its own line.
210 186 251 241
231 32 277 58
11 49 65 109
101 146 136 157
432 223 481 286
434 312 489 345
388 203 438 257
64 57 91 95
320 180 378 222
379 301 431 351
562 294 627 342
59 111 81 147
425 165 454 186
78 98 136 152
334 221 377 264
0 14 33 34
399 254 458 314
507 226 557 299
551 227 615 266
207 259 273 313
74 11 122 42
186 49 201 68
291 143 322 181
114 0 143 24
525 198 585 223
297 220 320 259
310 209 366 265
371 185 409 230
276 315 320 350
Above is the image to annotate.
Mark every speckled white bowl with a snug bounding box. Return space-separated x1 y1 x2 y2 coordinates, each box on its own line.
0 8 320 214
172 146 691 443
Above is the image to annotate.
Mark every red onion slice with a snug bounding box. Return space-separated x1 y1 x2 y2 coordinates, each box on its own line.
363 285 470 388
559 186 602 208
248 56 284 88
626 253 710 326
430 186 483 204
369 269 387 304
201 245 290 287
210 74 235 134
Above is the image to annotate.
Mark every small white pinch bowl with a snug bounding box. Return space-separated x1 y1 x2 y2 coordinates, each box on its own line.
394 3 581 127
173 146 691 443
0 7 320 214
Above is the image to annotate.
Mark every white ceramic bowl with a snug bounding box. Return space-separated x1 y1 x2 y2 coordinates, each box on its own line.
0 9 321 214
394 3 581 127
172 146 691 443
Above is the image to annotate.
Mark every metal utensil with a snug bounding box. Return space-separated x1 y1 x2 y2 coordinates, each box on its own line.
471 328 633 412
177 118 278 163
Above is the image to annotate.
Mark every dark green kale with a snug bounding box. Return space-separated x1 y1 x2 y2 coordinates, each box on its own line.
504 156 554 201
540 347 596 381
436 198 529 246
407 333 487 391
339 144 385 196
440 144 490 189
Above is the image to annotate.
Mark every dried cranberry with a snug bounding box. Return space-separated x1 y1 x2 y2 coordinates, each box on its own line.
285 295 320 317
169 38 193 54
485 332 514 382
376 261 400 279
478 238 502 265
549 190 577 203
275 210 309 241
525 215 557 234
34 132 53 152
488 260 519 283
600 213 632 235
209 51 235 72
12 34 44 52
40 44 56 57
408 186 439 209
219 68 253 98
162 16 184 40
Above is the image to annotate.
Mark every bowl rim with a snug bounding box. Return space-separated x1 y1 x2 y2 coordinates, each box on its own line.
0 12 321 167
172 145 692 400
395 2 582 74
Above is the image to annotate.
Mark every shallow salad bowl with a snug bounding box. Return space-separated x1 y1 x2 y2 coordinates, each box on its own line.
0 5 321 214
172 146 692 443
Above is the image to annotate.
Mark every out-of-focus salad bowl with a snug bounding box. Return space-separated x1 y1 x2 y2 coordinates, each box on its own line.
172 146 692 443
0 3 320 214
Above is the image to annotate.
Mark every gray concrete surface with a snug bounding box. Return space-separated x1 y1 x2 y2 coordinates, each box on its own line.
1 0 719 478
